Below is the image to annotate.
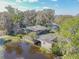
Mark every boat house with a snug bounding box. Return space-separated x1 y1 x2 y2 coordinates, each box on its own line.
34 34 57 51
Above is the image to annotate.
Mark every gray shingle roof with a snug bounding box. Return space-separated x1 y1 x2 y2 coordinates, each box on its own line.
37 34 57 43
26 25 49 32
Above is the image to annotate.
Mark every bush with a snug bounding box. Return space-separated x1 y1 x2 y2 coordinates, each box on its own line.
63 53 79 59
52 44 63 56
28 32 38 40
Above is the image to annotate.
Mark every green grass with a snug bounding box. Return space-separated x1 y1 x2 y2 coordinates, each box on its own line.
63 53 79 59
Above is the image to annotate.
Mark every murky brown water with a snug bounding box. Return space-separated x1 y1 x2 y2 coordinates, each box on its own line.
1 42 53 59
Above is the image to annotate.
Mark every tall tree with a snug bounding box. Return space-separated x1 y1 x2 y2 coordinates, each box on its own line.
35 9 55 26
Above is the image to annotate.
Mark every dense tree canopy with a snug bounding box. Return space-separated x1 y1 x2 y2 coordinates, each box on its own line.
0 6 55 35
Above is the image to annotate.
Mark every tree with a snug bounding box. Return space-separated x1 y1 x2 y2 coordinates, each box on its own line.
23 10 36 26
35 9 55 26
5 6 24 35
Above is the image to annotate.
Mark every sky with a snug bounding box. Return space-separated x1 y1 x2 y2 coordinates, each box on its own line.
0 0 79 15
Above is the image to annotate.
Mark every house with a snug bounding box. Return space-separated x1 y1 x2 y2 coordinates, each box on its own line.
34 34 57 51
10 23 59 35
26 25 50 35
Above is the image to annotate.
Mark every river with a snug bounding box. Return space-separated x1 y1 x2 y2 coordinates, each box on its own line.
0 42 53 59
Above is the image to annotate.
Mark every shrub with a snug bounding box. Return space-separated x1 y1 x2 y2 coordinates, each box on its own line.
63 53 79 59
52 44 63 56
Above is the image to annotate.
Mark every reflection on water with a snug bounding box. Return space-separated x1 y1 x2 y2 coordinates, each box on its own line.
29 45 41 54
0 42 53 59
5 43 22 56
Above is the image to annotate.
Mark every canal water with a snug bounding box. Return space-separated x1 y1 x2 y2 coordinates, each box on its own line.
0 42 53 59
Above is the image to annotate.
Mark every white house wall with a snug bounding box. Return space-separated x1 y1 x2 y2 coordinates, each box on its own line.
41 41 52 51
